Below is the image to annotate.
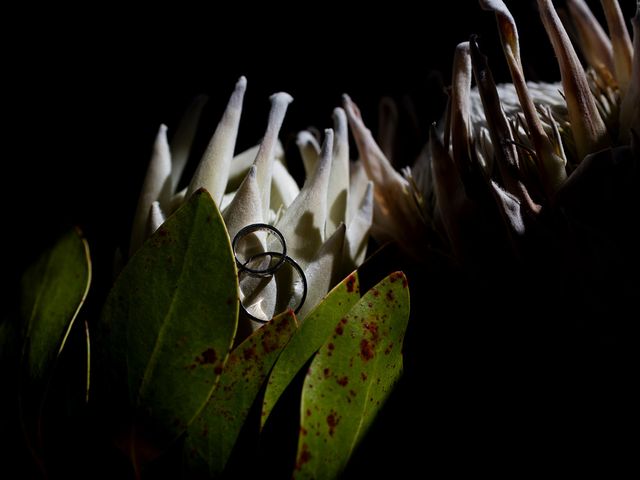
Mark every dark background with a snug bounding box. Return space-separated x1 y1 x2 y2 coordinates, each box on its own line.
3 1 636 477
5 1 567 280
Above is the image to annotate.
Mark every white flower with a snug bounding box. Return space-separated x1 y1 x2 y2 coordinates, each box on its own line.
129 77 373 330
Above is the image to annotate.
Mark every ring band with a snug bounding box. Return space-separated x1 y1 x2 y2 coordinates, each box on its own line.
232 223 287 277
238 251 308 324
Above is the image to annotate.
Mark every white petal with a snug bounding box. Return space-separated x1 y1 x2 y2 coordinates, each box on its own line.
347 160 369 225
227 141 285 192
296 130 321 178
187 76 247 205
326 108 350 237
271 160 300 211
222 165 264 242
275 129 333 267
343 181 373 271
253 93 294 220
169 95 208 194
298 223 346 320
147 201 166 237
130 124 172 256
167 187 187 215
490 180 525 236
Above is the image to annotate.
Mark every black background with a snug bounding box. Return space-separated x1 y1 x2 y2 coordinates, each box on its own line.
3 1 636 477
5 1 564 280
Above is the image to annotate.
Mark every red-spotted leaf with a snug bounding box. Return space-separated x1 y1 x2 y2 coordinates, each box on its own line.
261 272 361 427
99 189 238 459
184 309 298 477
294 272 410 479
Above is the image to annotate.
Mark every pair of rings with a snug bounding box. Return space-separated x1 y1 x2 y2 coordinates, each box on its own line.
232 223 307 323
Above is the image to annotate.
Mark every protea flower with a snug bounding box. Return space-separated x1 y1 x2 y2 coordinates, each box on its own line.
341 0 638 268
128 76 373 332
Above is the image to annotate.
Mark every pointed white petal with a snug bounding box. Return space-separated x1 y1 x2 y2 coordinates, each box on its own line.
227 141 285 192
296 130 321 178
298 223 346 320
344 181 373 271
326 108 350 237
271 160 300 211
187 76 247 205
147 201 166 236
130 124 172 256
347 160 369 225
222 165 264 242
169 95 208 193
490 180 525 235
275 129 333 267
167 187 187 215
253 93 293 220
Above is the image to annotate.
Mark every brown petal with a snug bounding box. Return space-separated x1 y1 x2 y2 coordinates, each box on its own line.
566 0 615 79
619 8 640 141
601 0 634 94
537 0 610 160
469 37 541 215
480 0 567 195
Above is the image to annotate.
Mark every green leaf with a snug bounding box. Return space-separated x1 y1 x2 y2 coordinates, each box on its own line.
99 189 239 456
184 309 298 477
20 228 91 387
294 271 410 479
261 272 361 427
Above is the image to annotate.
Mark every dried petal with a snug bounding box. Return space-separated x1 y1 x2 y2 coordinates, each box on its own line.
429 124 467 257
601 0 634 93
469 37 541 215
566 0 615 78
537 0 610 160
619 9 640 141
449 42 474 186
378 97 398 160
187 76 247 205
130 124 172 256
343 94 426 259
480 0 567 194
